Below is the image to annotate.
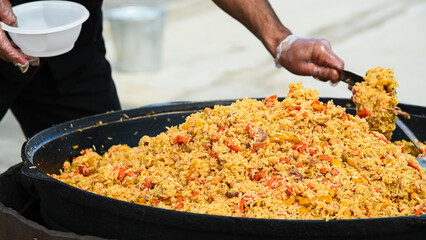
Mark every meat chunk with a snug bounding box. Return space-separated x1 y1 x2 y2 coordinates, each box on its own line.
254 128 268 143
289 168 304 181
225 191 239 198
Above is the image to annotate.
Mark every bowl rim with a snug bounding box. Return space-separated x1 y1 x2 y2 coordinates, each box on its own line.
0 1 89 35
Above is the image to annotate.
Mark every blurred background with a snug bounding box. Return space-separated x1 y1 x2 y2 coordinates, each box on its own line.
1 0 425 172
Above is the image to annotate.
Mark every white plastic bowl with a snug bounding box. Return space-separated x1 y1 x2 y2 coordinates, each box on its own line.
0 1 89 57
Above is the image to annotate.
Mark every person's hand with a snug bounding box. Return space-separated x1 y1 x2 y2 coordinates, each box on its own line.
275 35 344 84
0 0 35 71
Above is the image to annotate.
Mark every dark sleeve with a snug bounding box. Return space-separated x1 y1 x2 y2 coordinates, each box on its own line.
44 0 113 92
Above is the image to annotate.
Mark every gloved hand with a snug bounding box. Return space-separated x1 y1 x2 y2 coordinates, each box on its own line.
274 35 344 84
0 0 37 72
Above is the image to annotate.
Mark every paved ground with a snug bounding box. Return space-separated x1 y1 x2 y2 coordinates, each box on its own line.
1 0 425 173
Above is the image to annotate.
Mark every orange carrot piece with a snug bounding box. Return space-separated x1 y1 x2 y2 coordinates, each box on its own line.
413 204 426 215
407 161 421 172
144 178 151 189
117 167 128 181
173 135 191 144
319 155 332 162
226 139 243 152
192 191 200 197
357 109 372 118
252 142 267 153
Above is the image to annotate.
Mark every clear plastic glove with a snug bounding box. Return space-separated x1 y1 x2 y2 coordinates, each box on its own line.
274 35 344 84
0 0 38 73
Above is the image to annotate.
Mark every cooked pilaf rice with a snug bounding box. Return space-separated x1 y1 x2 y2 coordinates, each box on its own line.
395 140 426 159
352 67 409 140
52 81 426 220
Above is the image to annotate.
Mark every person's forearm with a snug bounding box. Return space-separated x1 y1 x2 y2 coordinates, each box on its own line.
213 0 344 82
212 0 291 56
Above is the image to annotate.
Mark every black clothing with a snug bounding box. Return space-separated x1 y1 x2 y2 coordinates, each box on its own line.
0 163 105 239
0 0 121 138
